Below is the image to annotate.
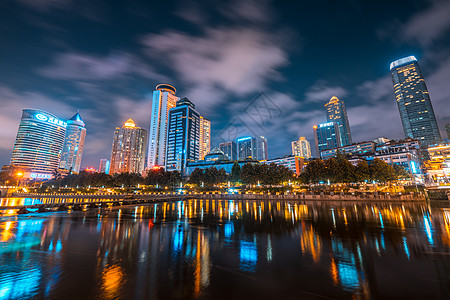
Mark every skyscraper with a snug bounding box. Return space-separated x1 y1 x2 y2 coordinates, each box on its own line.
257 136 268 161
325 96 352 146
390 56 441 146
292 137 312 158
59 112 86 173
313 122 342 158
110 119 147 174
199 116 211 160
148 84 179 168
10 109 67 179
219 141 237 161
165 97 201 175
99 159 110 174
237 136 257 160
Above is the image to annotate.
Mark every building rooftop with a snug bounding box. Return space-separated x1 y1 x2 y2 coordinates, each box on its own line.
390 56 417 70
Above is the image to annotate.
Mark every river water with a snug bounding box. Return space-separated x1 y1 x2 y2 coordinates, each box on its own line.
0 198 449 299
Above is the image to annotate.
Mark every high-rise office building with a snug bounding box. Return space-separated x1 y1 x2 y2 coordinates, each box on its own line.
292 137 312 158
10 109 67 179
257 136 268 161
110 119 147 174
446 124 450 140
325 96 352 146
390 56 441 146
148 84 179 168
99 159 110 174
165 97 201 175
219 141 237 161
199 116 211 160
313 122 342 158
59 112 86 173
237 136 257 160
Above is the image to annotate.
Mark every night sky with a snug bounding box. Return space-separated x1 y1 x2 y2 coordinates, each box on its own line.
1 0 449 169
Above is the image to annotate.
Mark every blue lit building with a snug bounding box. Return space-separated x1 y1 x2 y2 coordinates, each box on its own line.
237 136 257 160
10 109 67 179
390 56 441 146
165 97 201 175
257 136 268 161
313 122 342 158
320 141 376 160
59 112 86 173
325 96 352 146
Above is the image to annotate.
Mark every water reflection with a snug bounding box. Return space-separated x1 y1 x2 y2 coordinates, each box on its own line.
0 199 449 299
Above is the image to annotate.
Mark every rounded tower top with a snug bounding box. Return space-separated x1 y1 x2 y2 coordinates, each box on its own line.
156 84 176 95
124 119 136 128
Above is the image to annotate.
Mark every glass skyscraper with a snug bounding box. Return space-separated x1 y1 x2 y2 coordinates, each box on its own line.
390 56 441 146
165 97 201 175
325 96 352 146
257 136 268 161
59 112 86 173
219 141 237 161
99 159 110 174
292 137 312 158
313 122 342 158
10 109 67 179
148 84 179 169
110 119 147 174
237 136 257 160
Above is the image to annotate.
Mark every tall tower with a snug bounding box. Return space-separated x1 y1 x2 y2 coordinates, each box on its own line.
148 84 178 168
165 97 201 175
199 116 211 160
325 96 352 146
390 56 441 146
110 119 147 174
313 122 341 158
257 136 268 161
10 109 66 179
219 141 237 161
292 137 312 158
59 112 86 173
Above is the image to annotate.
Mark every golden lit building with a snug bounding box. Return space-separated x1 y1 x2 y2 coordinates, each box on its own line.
110 119 147 174
325 96 352 146
291 137 311 158
424 142 450 183
199 116 211 160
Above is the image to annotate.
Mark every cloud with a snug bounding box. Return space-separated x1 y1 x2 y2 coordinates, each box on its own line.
38 51 165 82
356 75 393 102
304 80 348 103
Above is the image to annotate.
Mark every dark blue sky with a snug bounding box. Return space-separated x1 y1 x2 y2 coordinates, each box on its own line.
1 0 449 168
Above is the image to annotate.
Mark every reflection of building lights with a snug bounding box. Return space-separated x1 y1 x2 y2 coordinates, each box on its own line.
101 265 125 299
239 240 257 272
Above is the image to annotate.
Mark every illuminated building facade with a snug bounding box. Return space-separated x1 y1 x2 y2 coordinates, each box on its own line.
424 142 450 183
148 84 179 169
165 97 201 175
237 136 257 160
99 159 110 174
263 155 306 176
320 141 375 160
219 141 237 161
257 136 268 161
59 112 86 173
110 119 147 174
325 96 352 146
291 137 312 158
313 122 342 158
390 56 441 146
10 109 67 179
199 116 211 160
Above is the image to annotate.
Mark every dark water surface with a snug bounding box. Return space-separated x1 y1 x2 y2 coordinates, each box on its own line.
1 199 450 299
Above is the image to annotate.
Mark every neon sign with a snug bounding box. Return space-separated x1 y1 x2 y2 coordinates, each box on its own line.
319 122 334 128
237 137 252 142
30 173 52 179
35 113 67 128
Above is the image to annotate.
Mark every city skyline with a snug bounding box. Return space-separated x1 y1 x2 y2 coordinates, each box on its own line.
1 0 450 168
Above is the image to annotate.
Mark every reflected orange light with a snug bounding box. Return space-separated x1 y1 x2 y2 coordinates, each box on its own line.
101 265 125 299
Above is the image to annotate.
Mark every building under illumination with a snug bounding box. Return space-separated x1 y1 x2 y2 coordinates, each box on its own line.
237 136 257 160
424 142 450 183
99 159 110 174
110 119 147 174
219 141 237 161
263 155 307 176
257 136 268 161
390 56 441 146
165 97 201 175
199 116 211 160
59 112 86 173
325 96 352 146
292 137 311 158
313 122 342 158
148 84 179 169
10 109 67 179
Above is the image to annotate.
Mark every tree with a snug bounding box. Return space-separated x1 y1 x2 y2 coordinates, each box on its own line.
393 164 411 180
369 158 397 183
229 162 241 183
355 160 370 182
